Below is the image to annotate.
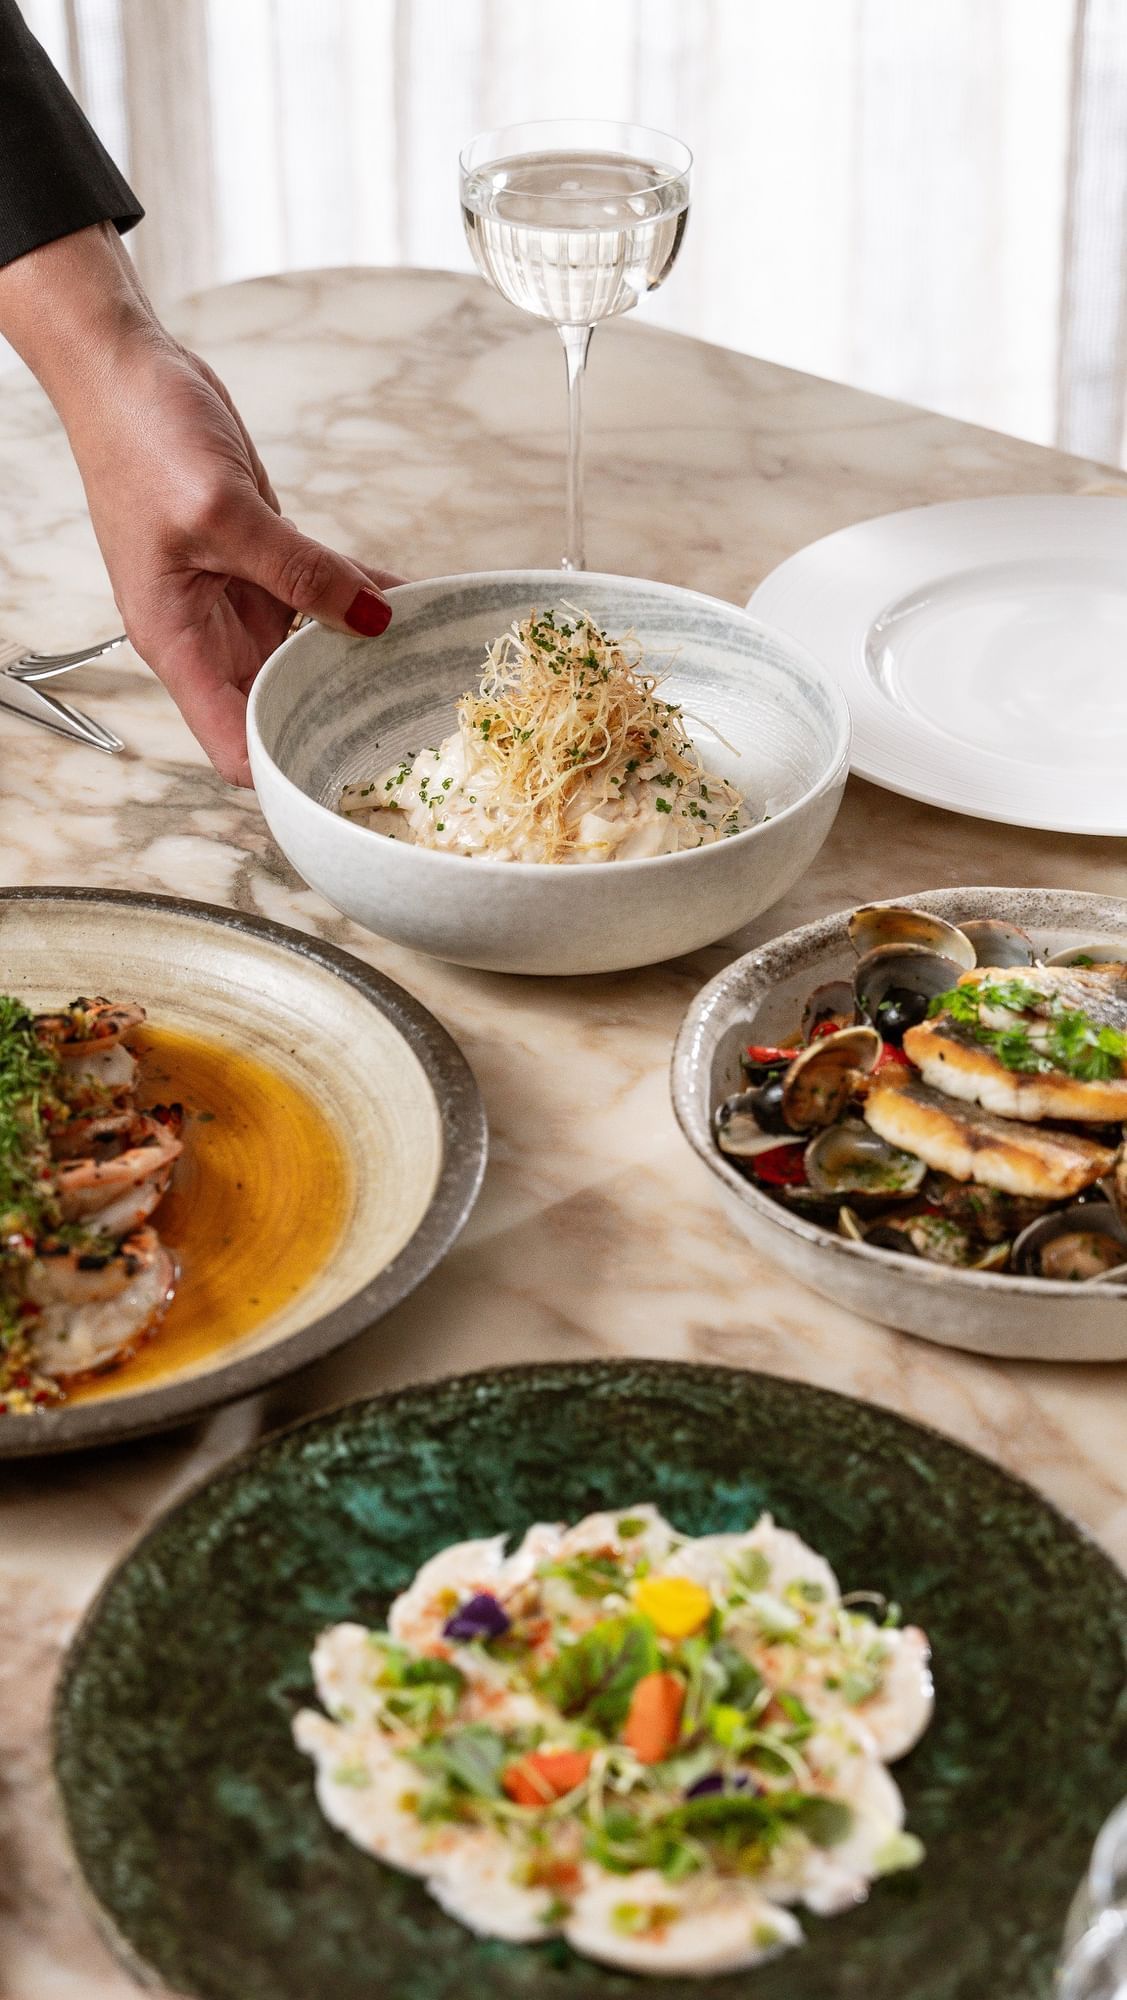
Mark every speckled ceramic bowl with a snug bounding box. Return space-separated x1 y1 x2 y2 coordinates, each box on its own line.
247 572 850 976
672 888 1127 1363
0 890 486 1454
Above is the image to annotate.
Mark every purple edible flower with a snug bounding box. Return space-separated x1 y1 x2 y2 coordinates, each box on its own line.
685 1770 753 1799
442 1591 511 1643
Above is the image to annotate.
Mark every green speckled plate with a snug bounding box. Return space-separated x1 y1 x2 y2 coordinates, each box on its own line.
54 1362 1127 2000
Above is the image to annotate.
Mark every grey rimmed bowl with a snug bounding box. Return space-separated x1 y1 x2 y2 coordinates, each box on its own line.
0 889 486 1455
672 887 1127 1363
247 571 850 976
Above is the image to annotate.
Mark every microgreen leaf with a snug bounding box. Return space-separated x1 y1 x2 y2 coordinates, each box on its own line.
538 1614 660 1733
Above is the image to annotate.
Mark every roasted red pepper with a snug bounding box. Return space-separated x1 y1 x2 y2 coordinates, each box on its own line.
873 1044 911 1072
750 1143 808 1187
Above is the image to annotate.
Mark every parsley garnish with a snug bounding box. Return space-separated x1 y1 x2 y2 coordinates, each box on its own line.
0 997 60 1229
929 979 1127 1081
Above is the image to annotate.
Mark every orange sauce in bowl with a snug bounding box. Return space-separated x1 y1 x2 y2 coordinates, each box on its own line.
68 1025 350 1404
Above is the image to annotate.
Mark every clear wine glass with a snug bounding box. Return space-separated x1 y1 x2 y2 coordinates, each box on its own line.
459 118 692 571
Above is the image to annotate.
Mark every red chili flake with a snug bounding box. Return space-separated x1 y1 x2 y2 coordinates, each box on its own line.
33 1389 53 1405
751 1143 808 1187
0 1402 7 1415
874 1045 911 1072
744 1043 797 1066
11 1371 29 1389
18 1298 39 1317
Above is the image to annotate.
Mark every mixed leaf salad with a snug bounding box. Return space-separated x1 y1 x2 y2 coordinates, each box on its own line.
294 1505 932 1976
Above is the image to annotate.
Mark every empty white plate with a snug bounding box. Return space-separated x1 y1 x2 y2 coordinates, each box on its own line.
747 495 1127 834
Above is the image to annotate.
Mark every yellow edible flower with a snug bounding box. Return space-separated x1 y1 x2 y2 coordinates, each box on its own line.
632 1575 712 1639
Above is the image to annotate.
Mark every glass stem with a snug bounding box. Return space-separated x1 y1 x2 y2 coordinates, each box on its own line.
559 323 593 571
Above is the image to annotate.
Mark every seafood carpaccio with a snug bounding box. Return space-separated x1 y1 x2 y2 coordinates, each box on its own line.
294 1505 932 1977
0 995 181 1412
715 906 1127 1284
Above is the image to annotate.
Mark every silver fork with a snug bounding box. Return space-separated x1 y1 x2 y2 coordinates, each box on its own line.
4 630 128 681
0 631 126 754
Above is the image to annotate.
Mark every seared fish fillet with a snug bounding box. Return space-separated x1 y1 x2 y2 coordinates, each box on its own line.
863 1070 1116 1199
903 964 1127 1123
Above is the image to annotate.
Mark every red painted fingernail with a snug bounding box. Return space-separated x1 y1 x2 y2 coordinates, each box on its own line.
345 588 392 637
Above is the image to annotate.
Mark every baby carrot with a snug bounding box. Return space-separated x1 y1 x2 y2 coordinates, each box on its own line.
622 1671 684 1764
501 1748 593 1806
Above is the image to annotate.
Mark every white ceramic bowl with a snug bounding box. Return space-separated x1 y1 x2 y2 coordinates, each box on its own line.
672 887 1127 1363
247 571 850 976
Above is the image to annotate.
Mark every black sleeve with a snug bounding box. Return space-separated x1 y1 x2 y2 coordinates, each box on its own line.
0 0 143 270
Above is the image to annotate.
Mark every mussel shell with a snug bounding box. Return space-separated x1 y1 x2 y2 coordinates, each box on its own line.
853 943 964 1030
1044 942 1127 968
848 905 976 970
959 919 1037 969
781 1025 881 1132
1011 1202 1127 1282
805 1117 927 1197
800 979 855 1042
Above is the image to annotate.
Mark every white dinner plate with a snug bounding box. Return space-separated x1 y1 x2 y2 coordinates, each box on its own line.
747 495 1127 835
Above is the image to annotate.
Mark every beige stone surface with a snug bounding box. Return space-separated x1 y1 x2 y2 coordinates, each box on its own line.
1 268 1125 1996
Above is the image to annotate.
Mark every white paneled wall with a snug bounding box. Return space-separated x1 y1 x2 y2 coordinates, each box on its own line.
13 0 1127 462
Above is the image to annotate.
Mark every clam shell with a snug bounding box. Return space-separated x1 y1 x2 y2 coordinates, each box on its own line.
1108 1145 1127 1227
848 905 976 969
715 1091 782 1159
1087 1262 1127 1288
972 1240 1012 1272
853 943 964 1031
1044 943 1127 968
781 1025 881 1131
1011 1202 1127 1282
805 1117 927 1197
959 919 1037 969
800 979 855 1042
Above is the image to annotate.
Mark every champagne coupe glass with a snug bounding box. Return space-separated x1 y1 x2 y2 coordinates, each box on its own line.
459 118 692 571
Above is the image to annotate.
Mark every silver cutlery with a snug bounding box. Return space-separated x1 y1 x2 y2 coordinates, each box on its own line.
3 629 128 681
0 631 126 754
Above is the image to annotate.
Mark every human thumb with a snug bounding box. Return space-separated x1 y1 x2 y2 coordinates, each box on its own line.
237 502 393 637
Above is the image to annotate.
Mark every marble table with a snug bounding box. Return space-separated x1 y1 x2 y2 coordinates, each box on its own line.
3 268 1126 1998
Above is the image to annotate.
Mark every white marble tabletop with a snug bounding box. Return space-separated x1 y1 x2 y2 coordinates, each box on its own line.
2 267 1127 1998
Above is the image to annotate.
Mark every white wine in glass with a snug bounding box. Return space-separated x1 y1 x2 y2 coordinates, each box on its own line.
460 120 692 570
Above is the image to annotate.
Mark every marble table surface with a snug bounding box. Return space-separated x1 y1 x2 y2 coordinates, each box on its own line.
3 267 1126 1998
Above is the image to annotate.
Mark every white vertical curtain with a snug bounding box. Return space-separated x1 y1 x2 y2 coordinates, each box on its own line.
15 0 1127 465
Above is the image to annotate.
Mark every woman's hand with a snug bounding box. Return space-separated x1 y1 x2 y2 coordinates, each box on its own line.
0 224 402 784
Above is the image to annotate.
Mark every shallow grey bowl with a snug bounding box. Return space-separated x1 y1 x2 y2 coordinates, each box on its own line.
247 571 850 976
672 887 1127 1363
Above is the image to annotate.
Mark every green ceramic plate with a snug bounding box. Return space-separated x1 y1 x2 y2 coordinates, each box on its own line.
55 1362 1127 2000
